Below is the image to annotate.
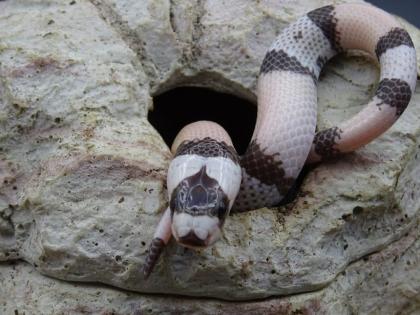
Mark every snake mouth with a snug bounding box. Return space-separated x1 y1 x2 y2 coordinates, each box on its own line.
178 231 207 248
171 212 223 249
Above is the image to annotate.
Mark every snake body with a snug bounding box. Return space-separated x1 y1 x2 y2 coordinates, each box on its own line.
143 3 417 278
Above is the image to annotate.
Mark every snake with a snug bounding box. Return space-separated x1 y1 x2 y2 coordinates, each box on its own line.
143 3 417 278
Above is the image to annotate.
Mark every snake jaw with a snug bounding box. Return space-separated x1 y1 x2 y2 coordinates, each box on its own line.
171 212 222 248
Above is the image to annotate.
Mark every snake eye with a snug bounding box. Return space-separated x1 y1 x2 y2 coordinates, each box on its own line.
209 206 218 217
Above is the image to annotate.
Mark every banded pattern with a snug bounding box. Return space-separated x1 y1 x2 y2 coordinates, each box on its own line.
268 14 336 80
375 78 412 116
235 3 416 207
307 5 342 52
145 3 417 278
175 137 239 164
260 49 317 82
169 3 416 209
306 4 416 162
233 141 295 211
313 127 343 159
241 141 295 196
375 27 414 58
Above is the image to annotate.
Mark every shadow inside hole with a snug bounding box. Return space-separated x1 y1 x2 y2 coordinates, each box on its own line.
279 165 313 206
149 87 257 155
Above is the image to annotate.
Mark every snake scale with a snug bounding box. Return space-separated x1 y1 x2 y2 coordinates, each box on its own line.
143 3 417 278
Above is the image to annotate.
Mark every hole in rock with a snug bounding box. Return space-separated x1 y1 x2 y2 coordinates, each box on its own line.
150 86 310 206
353 206 364 215
149 87 256 155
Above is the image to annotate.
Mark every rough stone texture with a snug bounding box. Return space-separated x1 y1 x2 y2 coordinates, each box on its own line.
0 0 419 312
1 220 419 314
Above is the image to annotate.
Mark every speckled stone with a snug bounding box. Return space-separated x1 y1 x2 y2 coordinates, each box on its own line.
1 221 418 314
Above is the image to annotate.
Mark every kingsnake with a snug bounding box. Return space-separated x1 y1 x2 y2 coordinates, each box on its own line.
143 3 417 278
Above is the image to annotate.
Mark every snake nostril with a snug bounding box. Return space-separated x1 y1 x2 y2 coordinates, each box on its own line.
149 87 256 155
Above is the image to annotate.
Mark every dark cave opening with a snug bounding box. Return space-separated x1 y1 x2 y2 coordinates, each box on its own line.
149 87 257 155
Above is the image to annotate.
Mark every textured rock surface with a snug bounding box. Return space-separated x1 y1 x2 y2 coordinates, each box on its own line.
0 0 419 310
1 220 419 314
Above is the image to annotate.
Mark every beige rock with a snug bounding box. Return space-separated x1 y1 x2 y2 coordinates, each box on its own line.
0 0 419 309
1 221 418 314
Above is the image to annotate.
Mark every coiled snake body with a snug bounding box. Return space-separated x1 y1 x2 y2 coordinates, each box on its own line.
144 3 417 278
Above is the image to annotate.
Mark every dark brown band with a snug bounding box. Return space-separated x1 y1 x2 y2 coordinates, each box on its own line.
307 5 342 52
260 49 317 82
313 126 343 159
175 137 239 165
375 78 412 116
375 28 414 59
241 140 295 196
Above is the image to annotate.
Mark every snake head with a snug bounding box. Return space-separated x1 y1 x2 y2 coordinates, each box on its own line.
169 166 230 248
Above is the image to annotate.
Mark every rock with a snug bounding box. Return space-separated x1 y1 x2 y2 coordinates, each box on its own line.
0 0 419 308
1 221 419 314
